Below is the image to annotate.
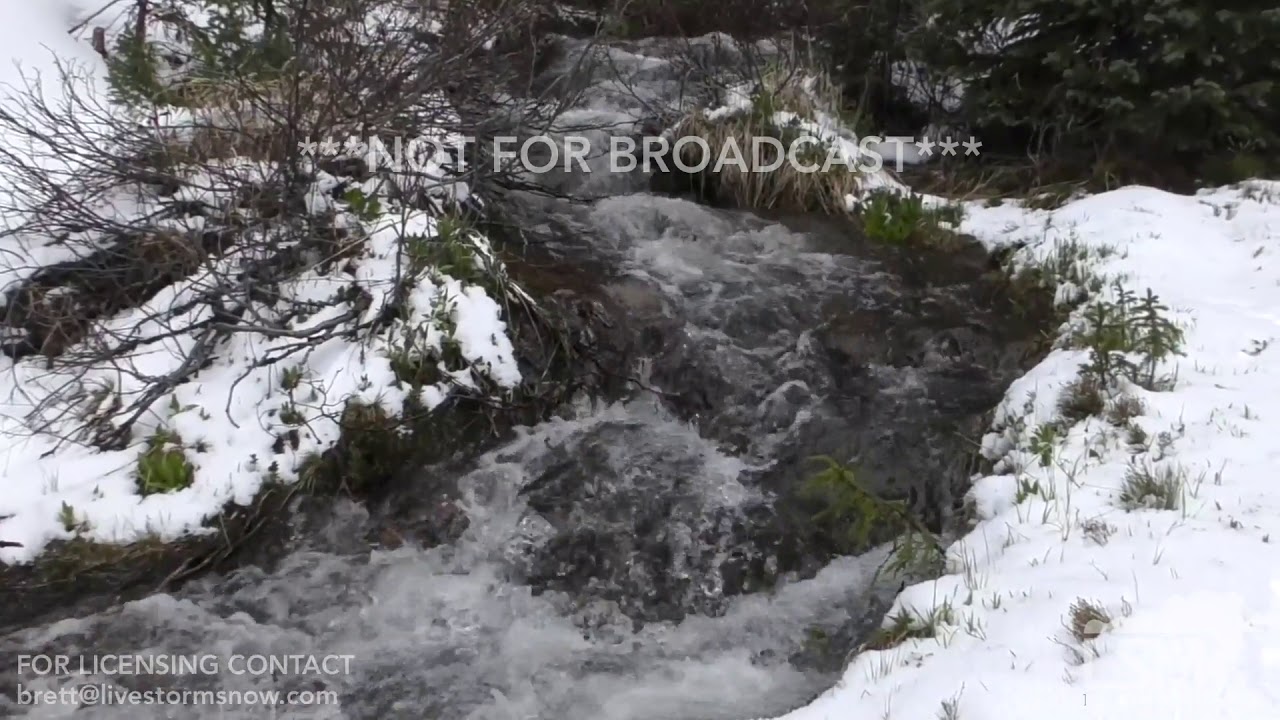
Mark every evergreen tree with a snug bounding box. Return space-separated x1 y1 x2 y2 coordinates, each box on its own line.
924 0 1280 168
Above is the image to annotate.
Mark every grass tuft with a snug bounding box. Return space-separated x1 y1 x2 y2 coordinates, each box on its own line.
670 110 862 215
1080 517 1115 546
1104 393 1145 426
864 602 956 651
1118 459 1185 511
1067 598 1111 642
1056 374 1107 424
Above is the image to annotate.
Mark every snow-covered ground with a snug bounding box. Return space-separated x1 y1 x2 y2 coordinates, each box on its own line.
0 0 523 561
775 181 1280 719
0 0 112 269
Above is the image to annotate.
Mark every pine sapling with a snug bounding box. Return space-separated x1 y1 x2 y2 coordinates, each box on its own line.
1079 300 1135 386
1131 289 1184 390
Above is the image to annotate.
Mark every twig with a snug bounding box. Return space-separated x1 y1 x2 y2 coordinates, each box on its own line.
68 0 130 36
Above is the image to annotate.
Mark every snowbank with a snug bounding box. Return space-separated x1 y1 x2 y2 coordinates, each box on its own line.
0 3 524 562
0 0 107 119
773 180 1280 719
0 0 113 289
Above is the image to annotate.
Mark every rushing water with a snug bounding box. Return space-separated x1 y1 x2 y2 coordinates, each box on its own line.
2 34 1032 720
2 402 892 720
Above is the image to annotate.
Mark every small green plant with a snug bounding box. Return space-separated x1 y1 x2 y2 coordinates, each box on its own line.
280 366 303 391
1076 289 1138 385
1130 290 1185 390
387 300 468 390
885 530 947 578
1028 423 1060 467
107 0 292 107
329 400 409 494
804 457 904 551
388 351 432 389
859 192 963 246
860 192 929 244
803 457 945 576
864 602 956 651
58 502 87 534
1037 237 1109 297
403 216 482 282
343 187 383 223
403 235 433 277
933 201 965 226
278 404 305 425
1014 476 1046 504
135 430 195 495
387 330 442 388
106 32 171 105
1118 459 1184 511
186 0 293 80
1070 284 1183 391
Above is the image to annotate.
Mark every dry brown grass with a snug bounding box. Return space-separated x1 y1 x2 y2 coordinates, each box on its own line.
671 111 863 215
23 289 89 360
662 57 882 215
148 76 299 164
756 64 829 119
169 74 282 109
900 149 1150 206
153 122 292 165
1067 598 1111 641
133 230 207 273
155 68 366 166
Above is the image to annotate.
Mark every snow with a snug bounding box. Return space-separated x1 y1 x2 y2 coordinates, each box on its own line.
0 203 524 560
0 3 523 561
772 180 1280 720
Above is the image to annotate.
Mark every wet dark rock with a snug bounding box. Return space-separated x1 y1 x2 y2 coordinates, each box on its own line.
517 420 741 622
787 594 898 674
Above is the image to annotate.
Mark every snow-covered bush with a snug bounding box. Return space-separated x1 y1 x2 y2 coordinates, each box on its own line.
0 0 562 555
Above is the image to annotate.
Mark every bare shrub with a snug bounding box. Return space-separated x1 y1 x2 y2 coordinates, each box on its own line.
0 0 570 455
